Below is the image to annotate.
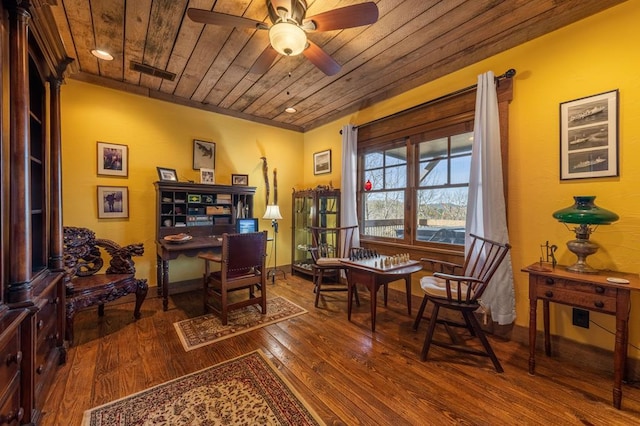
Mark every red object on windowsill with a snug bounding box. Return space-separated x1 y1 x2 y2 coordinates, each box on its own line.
364 180 372 191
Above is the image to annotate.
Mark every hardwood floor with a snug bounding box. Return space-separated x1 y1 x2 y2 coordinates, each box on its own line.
42 275 640 425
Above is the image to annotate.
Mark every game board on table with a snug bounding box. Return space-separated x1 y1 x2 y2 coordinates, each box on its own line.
341 249 420 272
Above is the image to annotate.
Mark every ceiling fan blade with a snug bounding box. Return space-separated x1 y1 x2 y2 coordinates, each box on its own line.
304 2 379 32
249 46 279 74
187 8 267 30
303 41 341 76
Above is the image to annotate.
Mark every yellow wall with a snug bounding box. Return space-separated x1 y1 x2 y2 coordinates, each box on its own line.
303 1 640 358
62 1 639 358
61 80 303 283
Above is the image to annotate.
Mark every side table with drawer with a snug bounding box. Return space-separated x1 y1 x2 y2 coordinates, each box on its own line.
522 263 640 409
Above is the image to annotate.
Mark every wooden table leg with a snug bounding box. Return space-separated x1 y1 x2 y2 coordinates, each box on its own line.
613 289 630 409
156 255 163 296
529 296 537 375
162 259 169 311
404 275 412 316
543 299 551 356
370 279 377 332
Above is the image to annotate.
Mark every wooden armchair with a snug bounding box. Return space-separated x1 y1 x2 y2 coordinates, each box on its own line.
413 233 511 372
200 231 268 325
308 225 360 308
63 226 148 345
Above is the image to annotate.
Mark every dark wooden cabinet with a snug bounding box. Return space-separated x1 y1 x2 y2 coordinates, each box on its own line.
154 181 256 239
1 2 70 423
291 188 340 277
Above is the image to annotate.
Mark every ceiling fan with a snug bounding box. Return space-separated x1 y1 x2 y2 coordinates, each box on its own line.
187 0 379 76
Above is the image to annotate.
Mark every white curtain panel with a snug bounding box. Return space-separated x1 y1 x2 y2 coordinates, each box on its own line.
341 124 360 248
466 71 516 325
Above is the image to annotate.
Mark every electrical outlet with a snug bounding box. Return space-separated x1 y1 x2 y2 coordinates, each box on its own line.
572 308 590 328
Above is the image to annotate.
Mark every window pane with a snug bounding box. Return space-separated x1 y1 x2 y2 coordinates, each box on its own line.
385 165 406 189
419 138 448 160
362 191 404 239
418 158 447 186
385 146 407 166
365 169 383 190
451 132 473 155
450 155 471 184
364 152 383 169
416 188 467 245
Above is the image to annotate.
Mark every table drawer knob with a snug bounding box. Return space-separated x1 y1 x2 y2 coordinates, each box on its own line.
595 286 605 294
594 301 604 309
5 350 22 366
545 290 553 298
545 278 555 285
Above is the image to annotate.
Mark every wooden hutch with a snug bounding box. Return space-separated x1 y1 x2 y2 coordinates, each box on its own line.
1 2 72 424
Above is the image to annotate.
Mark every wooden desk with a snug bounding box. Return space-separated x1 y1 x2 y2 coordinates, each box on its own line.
522 263 640 409
156 236 222 311
342 258 422 332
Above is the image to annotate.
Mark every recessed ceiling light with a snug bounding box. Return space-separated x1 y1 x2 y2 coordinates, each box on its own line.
285 107 297 114
91 49 114 61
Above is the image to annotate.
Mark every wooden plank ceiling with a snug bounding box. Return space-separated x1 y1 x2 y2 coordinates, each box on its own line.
49 0 625 132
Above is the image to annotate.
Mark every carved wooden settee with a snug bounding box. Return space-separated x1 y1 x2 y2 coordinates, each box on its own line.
63 226 148 344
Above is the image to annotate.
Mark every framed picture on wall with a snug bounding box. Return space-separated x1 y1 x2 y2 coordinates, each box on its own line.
231 174 248 186
193 139 215 170
97 186 129 219
97 141 128 177
560 89 618 180
313 149 331 175
200 168 215 184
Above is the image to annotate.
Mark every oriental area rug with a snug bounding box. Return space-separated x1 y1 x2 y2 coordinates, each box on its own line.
174 296 308 351
82 350 325 426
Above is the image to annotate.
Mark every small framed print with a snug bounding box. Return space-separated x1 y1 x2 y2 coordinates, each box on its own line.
193 139 215 170
97 186 129 219
200 168 215 184
560 90 619 180
313 149 331 175
97 141 128 177
232 174 248 186
157 167 178 182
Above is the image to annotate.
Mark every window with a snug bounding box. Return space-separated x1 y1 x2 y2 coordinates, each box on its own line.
360 126 472 247
362 144 407 239
356 79 511 253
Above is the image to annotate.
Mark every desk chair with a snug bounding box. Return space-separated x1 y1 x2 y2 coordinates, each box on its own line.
308 225 360 308
200 231 268 325
413 233 511 372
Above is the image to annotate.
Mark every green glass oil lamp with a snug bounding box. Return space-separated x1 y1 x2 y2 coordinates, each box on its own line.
552 196 619 273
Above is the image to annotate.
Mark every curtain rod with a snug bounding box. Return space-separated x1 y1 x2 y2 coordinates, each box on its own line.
340 68 516 134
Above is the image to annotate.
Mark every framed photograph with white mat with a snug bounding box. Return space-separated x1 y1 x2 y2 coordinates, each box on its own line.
560 89 618 180
200 168 215 184
97 186 129 219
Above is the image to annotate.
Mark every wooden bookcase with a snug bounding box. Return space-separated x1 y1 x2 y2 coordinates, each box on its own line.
154 181 256 239
1 3 69 424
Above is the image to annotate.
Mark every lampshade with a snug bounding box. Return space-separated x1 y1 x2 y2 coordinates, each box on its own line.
263 204 283 220
269 22 307 56
552 196 618 273
552 196 619 225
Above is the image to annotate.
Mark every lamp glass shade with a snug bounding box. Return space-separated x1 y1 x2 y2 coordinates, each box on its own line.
552 196 618 225
269 22 307 56
263 204 283 220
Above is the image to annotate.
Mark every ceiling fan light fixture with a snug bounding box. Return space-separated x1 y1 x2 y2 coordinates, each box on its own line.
91 49 114 61
269 21 306 56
